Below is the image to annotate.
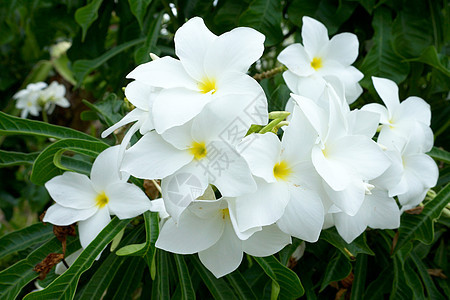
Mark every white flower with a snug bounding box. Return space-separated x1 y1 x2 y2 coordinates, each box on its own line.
231 106 325 242
156 198 291 278
40 81 70 114
55 249 83 274
13 82 47 118
121 104 257 221
292 88 391 216
278 17 363 104
43 146 153 249
362 77 433 151
126 16 267 133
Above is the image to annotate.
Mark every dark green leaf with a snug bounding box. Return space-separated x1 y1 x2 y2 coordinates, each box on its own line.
174 254 196 300
128 0 152 29
24 217 130 300
350 254 367 300
427 146 450 164
364 266 393 300
410 252 443 299
30 138 108 185
0 150 39 167
406 46 450 77
253 255 304 299
403 259 424 299
105 256 146 299
320 228 374 260
226 270 257 300
75 0 104 42
395 183 450 252
134 12 164 64
319 251 352 292
0 111 99 141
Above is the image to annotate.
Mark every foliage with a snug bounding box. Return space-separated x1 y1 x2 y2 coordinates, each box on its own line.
0 0 449 299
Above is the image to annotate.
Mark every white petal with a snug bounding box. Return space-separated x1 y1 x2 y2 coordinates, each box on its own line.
237 133 281 183
127 56 197 90
242 224 291 257
364 189 400 229
362 103 389 124
198 221 243 278
326 33 359 65
292 93 328 140
295 75 327 102
45 172 97 209
175 17 217 81
101 108 144 138
323 178 365 216
347 109 380 138
278 44 314 76
121 131 193 179
55 249 82 275
277 187 324 242
203 140 257 197
333 210 368 244
124 81 158 111
152 88 212 133
283 71 301 94
234 179 289 232
404 153 438 189
106 182 151 219
43 203 97 226
395 96 431 126
156 206 224 254
204 27 265 78
372 149 404 194
160 119 194 150
91 146 127 192
372 77 400 114
227 198 262 241
312 145 350 191
78 208 111 248
302 16 329 57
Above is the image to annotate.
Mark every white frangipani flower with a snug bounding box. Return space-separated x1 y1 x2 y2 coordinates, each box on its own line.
232 106 325 242
278 17 363 104
362 77 433 151
13 82 47 118
127 16 266 133
156 198 291 278
121 104 257 221
43 146 154 249
40 81 70 114
292 88 391 216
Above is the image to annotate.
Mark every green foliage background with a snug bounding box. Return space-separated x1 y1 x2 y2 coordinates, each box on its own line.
0 0 449 299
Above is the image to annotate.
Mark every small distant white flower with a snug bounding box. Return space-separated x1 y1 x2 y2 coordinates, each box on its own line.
362 77 433 151
127 16 267 133
40 81 70 114
13 82 47 118
50 41 71 59
156 198 291 278
43 146 154 249
278 17 363 104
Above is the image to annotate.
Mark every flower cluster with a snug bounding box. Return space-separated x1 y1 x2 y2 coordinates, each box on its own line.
14 81 70 118
43 16 438 278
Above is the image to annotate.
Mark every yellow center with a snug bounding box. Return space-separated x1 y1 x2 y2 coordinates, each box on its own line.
27 102 33 107
198 78 217 94
189 141 207 160
95 191 109 208
222 208 230 219
311 57 323 70
273 161 292 181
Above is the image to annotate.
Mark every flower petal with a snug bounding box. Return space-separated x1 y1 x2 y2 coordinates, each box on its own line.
198 221 243 278
365 189 400 229
106 182 151 219
124 80 158 111
45 172 97 209
302 16 329 57
78 208 111 249
372 77 400 114
362 103 389 124
323 178 365 216
312 145 350 191
278 44 314 76
91 146 128 192
346 109 380 138
326 32 359 65
277 187 324 242
242 224 291 257
175 17 217 81
101 108 145 138
121 131 193 179
395 96 431 126
43 203 97 226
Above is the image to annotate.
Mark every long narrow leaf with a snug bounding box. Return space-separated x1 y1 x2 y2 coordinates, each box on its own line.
174 254 196 300
0 150 40 167
0 223 53 258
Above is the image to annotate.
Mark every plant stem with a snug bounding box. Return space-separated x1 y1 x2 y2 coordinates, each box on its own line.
253 66 287 81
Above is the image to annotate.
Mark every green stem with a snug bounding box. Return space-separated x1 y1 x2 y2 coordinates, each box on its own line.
253 66 287 81
42 110 49 123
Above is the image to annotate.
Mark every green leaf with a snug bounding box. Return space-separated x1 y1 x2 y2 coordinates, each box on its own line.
0 237 79 300
394 183 450 252
406 46 450 77
75 0 104 42
403 259 424 299
226 270 257 300
128 0 152 29
364 266 393 300
320 228 374 260
22 60 53 87
410 252 443 299
191 255 237 300
350 254 367 300
73 38 145 84
427 146 450 164
0 111 99 141
390 251 413 299
253 255 304 299
359 7 410 87
52 54 77 86
239 0 283 46
174 254 196 300
24 217 130 300
319 251 352 292
154 250 170 300
0 223 53 259
30 138 108 185
0 150 40 167
104 256 146 299
134 12 163 64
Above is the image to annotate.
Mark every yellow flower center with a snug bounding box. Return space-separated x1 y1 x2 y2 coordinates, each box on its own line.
27 102 33 107
95 191 109 208
311 57 323 70
221 208 230 219
189 141 207 160
198 78 217 94
273 161 292 181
